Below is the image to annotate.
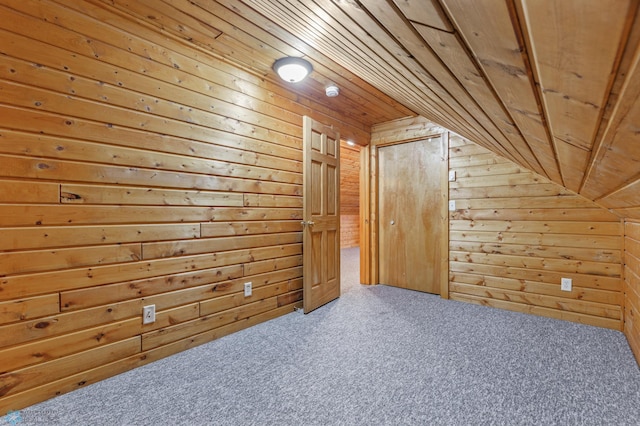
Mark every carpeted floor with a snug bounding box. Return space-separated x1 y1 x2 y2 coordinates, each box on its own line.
16 247 640 425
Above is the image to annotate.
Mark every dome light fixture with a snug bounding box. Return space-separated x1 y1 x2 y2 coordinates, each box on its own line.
273 57 313 83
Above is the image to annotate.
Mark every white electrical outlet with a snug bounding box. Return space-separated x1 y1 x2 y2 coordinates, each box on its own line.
448 170 456 182
244 282 252 297
561 278 572 292
448 200 456 211
142 305 156 324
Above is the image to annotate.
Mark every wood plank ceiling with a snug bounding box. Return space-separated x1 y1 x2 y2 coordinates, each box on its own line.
91 0 640 219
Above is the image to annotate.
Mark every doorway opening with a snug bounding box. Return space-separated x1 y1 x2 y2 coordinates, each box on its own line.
339 140 363 293
339 140 361 251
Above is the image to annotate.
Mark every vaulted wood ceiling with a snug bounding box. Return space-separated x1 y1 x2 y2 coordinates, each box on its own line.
96 0 640 219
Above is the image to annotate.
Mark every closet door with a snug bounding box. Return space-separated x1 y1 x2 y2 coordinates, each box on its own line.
378 137 444 294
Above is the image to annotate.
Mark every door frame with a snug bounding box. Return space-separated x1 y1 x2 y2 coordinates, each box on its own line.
360 131 450 299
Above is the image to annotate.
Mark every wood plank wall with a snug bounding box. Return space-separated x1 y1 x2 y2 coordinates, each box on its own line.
449 135 624 330
0 1 354 412
340 141 360 248
625 221 640 363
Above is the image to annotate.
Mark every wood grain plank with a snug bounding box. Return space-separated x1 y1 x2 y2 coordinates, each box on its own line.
0 154 302 196
60 264 244 311
0 295 60 326
580 6 640 204
450 220 622 236
0 205 302 227
392 0 453 31
143 232 302 260
0 126 302 185
145 268 302 315
454 195 604 210
61 184 244 207
449 240 620 264
450 261 621 292
450 251 620 278
0 105 301 163
0 2 305 142
106 0 223 45
517 0 632 191
141 297 279 350
248 0 485 143
356 0 519 159
414 23 539 170
451 208 620 222
0 224 199 251
450 183 571 200
243 194 302 208
0 304 284 412
449 172 543 188
0 337 141 398
451 271 622 305
199 278 302 317
441 0 562 183
626 221 640 241
450 293 621 330
370 116 444 145
243 255 303 276
0 179 59 204
200 221 302 238
54 0 387 142
0 249 264 301
451 282 621 320
0 243 142 276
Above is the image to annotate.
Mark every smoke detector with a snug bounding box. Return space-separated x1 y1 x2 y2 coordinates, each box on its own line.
325 85 339 97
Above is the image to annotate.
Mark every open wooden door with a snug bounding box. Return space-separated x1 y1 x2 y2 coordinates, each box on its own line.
302 116 340 313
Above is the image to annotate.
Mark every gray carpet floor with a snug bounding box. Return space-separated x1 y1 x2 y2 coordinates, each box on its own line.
15 248 640 425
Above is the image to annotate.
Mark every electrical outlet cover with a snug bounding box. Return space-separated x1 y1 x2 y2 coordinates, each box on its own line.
561 278 572 292
244 282 252 297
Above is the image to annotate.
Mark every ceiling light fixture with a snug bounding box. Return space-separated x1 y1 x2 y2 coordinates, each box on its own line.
273 57 313 83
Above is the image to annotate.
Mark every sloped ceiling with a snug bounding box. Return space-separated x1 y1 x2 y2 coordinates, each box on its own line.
240 0 640 220
101 0 640 219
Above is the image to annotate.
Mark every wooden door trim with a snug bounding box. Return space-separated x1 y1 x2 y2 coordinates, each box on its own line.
359 144 371 285
440 132 450 299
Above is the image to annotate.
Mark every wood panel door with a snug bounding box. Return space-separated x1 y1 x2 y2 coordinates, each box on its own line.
378 137 446 294
302 116 340 313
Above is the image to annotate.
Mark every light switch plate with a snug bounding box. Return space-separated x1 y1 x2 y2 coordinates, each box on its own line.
448 170 456 182
142 305 156 324
448 200 456 211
